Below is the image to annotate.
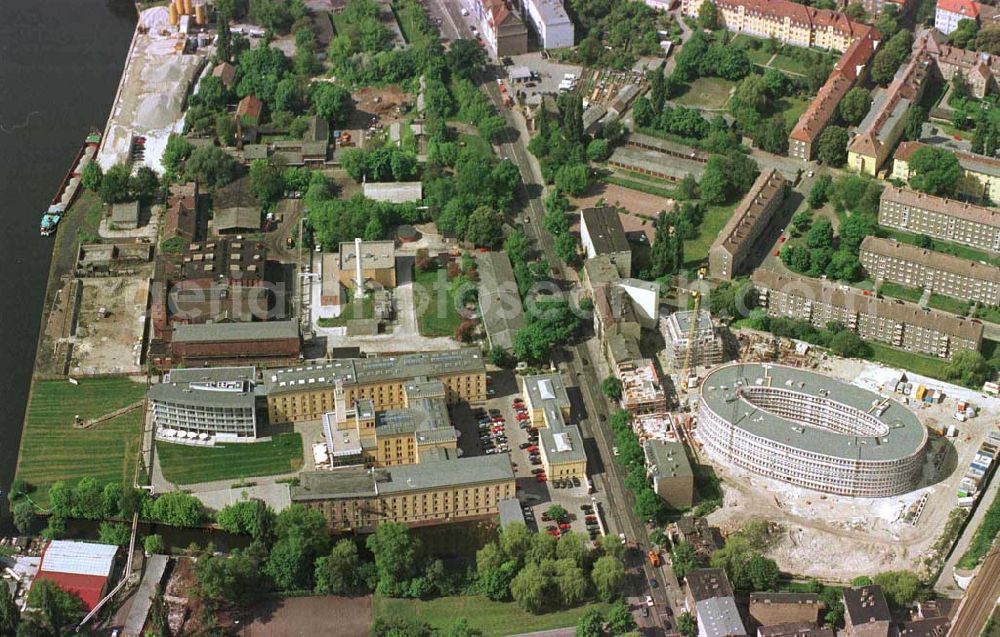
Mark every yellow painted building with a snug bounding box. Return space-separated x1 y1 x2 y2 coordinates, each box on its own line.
265 350 487 423
291 453 516 532
893 140 1000 202
522 374 587 480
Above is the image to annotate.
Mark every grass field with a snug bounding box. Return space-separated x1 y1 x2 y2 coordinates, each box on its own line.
976 305 1000 325
157 433 304 485
928 293 972 316
673 77 734 110
685 204 736 267
373 595 612 636
868 342 949 380
879 282 923 304
884 228 1000 267
603 175 678 199
779 95 812 128
16 377 146 505
414 267 464 337
317 294 374 328
459 133 493 156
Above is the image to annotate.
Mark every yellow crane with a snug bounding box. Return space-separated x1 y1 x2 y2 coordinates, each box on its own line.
679 268 707 392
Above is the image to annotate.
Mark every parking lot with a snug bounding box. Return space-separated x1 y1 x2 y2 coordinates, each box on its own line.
453 371 611 545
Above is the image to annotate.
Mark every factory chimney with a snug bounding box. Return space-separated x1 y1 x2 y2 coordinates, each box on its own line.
354 237 364 299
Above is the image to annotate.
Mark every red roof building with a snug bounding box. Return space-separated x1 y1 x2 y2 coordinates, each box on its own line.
33 541 118 611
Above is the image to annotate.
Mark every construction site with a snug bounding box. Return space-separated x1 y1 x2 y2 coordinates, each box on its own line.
679 330 1000 582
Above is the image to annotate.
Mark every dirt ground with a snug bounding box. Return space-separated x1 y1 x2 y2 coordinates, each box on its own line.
245 596 372 637
698 355 1000 582
346 85 413 130
573 182 674 219
71 274 151 375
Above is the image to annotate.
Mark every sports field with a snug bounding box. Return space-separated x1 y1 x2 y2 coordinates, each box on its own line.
157 433 304 485
16 377 146 505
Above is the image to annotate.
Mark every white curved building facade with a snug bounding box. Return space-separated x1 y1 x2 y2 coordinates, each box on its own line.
697 364 927 497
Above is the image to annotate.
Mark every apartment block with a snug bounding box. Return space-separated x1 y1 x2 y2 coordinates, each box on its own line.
893 140 1000 202
522 374 587 479
921 31 1000 99
878 186 1000 253
935 0 984 34
524 0 574 49
291 453 516 532
680 0 870 52
749 593 823 629
843 586 892 637
644 440 694 510
580 207 632 277
709 169 787 280
860 236 1000 305
752 269 984 359
848 54 931 176
265 350 487 423
685 569 748 637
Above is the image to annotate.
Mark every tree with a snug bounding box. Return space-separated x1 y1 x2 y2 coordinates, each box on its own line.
99 162 132 204
144 534 166 555
28 580 84 636
677 611 697 637
978 23 1000 54
367 522 421 594
576 607 604 637
826 250 862 282
808 174 833 209
697 0 718 29
546 505 569 524
249 158 285 208
81 160 102 192
216 500 275 540
586 138 610 162
446 39 487 80
871 30 913 86
11 500 34 535
0 587 18 637
442 618 482 637
465 206 503 248
671 542 700 580
875 4 899 37
839 87 872 126
98 522 131 547
601 376 622 401
510 563 549 613
872 570 923 608
845 2 867 20
950 18 979 49
805 218 834 250
315 539 365 595
908 146 962 197
742 553 780 591
903 105 926 142
817 125 849 167
591 555 626 602
196 550 267 608
554 559 588 607
184 145 237 188
143 491 204 527
851 576 874 586
554 164 590 196
607 601 637 635
162 134 194 175
753 117 788 155
944 349 994 387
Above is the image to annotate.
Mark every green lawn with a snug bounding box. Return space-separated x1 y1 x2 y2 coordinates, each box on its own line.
771 52 811 75
975 305 1000 325
879 281 923 304
392 0 434 47
414 267 464 338
157 433 304 486
16 377 146 505
603 174 678 199
868 343 949 380
685 204 736 267
373 595 612 636
673 77 735 110
883 228 1000 267
318 294 375 328
779 95 812 128
928 293 972 316
459 133 493 155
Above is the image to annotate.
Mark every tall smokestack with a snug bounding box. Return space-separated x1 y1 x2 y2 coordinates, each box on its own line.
354 237 363 300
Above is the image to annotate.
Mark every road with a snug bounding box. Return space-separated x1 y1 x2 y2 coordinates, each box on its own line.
948 544 1000 636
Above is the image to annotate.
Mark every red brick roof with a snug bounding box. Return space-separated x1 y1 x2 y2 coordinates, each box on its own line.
936 0 980 17
236 95 263 121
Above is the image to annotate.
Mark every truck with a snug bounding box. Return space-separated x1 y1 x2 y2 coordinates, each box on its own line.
647 550 661 567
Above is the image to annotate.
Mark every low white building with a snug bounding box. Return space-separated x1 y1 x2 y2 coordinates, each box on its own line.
524 0 574 49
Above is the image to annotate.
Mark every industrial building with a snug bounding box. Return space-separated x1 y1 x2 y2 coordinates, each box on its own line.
685 568 747 637
163 181 198 242
661 310 725 369
752 269 984 359
168 320 302 367
524 0 574 49
33 541 119 611
321 377 458 468
149 366 259 443
644 440 694 510
709 169 787 280
338 239 397 293
265 349 487 423
580 207 632 277
860 236 1000 306
522 374 588 480
878 187 1000 254
476 251 525 352
291 453 516 531
698 364 928 497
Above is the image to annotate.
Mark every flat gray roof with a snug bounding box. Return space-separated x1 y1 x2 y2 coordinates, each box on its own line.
172 320 300 343
523 373 571 410
700 363 927 461
476 252 525 351
265 349 485 394
498 498 526 527
363 182 423 204
608 146 705 181
696 596 746 637
149 367 256 409
644 439 693 479
540 424 586 464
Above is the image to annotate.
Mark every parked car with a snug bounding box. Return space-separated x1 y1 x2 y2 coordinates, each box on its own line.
572 477 581 487
526 445 538 453
532 468 545 475
519 442 531 449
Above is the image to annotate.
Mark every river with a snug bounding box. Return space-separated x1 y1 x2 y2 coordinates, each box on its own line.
0 0 136 527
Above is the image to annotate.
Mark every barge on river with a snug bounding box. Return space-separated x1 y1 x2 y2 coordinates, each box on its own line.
40 132 102 237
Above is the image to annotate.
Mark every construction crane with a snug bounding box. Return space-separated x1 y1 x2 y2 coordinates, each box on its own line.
679 268 707 392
